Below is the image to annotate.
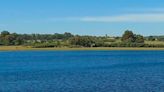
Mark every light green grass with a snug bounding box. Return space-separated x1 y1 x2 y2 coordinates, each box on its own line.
145 41 164 45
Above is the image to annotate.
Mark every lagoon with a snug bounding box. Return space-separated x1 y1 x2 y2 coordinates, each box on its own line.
0 51 164 92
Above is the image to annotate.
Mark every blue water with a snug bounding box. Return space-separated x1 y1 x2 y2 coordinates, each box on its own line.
0 51 164 92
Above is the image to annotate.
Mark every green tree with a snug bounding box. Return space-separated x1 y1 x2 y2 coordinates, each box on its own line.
69 36 95 47
135 35 144 43
64 32 73 39
0 31 11 45
1 31 10 37
3 35 14 45
121 30 135 43
148 36 156 41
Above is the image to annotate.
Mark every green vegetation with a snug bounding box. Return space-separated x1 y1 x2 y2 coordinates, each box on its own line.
0 30 164 48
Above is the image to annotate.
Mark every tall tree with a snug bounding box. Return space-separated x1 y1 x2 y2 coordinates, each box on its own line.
1 31 10 37
121 30 135 43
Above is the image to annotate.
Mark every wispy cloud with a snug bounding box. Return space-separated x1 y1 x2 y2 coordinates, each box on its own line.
50 13 164 23
20 13 164 23
80 13 164 22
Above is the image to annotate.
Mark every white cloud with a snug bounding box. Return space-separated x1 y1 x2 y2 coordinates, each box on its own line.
79 13 164 22
48 13 164 23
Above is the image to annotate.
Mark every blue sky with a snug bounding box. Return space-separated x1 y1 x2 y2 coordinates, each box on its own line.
0 0 164 36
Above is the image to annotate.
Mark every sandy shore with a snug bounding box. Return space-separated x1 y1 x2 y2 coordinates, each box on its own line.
0 46 164 51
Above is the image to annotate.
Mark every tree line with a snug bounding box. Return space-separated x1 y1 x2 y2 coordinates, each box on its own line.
0 30 164 48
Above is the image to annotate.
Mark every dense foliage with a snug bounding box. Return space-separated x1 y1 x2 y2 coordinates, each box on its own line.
0 30 164 48
121 30 144 43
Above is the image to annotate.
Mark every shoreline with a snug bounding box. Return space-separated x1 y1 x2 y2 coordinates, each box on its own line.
0 46 164 51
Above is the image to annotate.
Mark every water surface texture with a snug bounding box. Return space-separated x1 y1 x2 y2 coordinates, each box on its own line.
0 51 164 92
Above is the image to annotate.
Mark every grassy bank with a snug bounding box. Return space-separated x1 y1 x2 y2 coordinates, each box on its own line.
0 46 164 51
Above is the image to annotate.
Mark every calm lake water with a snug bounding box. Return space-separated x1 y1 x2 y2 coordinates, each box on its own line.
0 50 164 92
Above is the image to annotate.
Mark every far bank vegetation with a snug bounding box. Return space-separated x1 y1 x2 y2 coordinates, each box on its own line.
0 30 164 48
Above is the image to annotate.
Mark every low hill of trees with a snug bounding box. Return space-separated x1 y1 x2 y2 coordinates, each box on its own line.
0 30 164 48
